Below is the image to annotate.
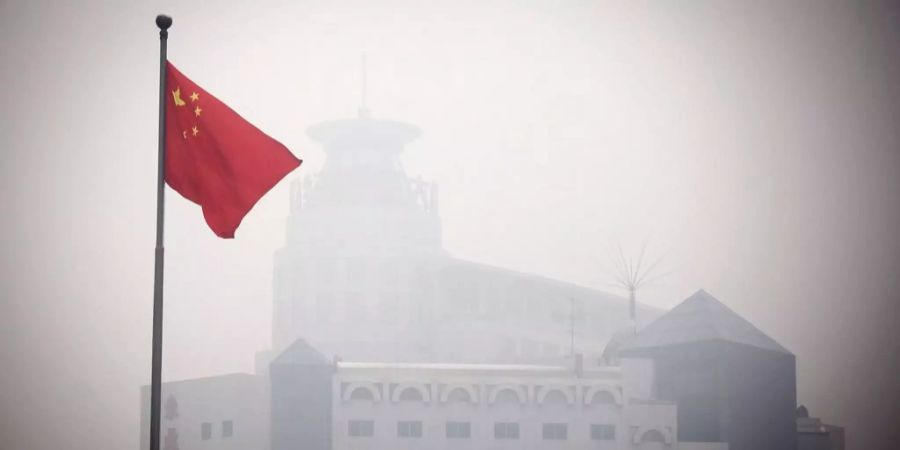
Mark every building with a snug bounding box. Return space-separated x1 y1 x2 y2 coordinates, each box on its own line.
270 338 731 450
266 108 659 368
145 288 814 450
618 290 798 450
140 337 733 450
139 374 268 450
796 406 844 450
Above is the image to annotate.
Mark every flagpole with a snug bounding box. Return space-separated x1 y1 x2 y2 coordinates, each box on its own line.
151 14 171 450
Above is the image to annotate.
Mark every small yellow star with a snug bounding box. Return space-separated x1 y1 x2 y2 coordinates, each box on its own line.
182 130 187 139
192 126 199 136
194 105 202 117
190 92 199 102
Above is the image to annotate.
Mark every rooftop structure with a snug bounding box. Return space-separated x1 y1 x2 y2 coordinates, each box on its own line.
620 290 797 450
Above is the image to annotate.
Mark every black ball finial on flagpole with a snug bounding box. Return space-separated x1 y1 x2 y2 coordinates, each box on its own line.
156 14 172 30
156 14 172 38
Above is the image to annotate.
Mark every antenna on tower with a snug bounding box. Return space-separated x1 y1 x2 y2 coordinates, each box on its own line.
608 240 670 325
359 52 370 118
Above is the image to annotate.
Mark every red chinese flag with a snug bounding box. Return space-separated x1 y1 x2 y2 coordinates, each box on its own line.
165 62 301 238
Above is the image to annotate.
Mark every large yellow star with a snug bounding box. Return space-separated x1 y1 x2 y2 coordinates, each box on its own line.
171 87 186 106
192 126 199 136
190 92 199 102
194 106 202 117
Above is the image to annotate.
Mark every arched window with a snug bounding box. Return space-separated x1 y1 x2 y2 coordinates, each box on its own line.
342 383 381 403
446 388 473 403
591 391 616 405
398 388 423 402
391 384 430 403
542 390 569 407
584 386 621 407
489 386 526 406
494 390 520 404
642 430 666 443
537 386 574 406
349 387 374 401
637 428 672 450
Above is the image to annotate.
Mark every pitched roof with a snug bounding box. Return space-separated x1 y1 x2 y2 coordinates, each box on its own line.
619 289 792 355
271 339 330 367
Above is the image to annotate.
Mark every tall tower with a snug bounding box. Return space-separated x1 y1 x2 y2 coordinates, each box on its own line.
271 107 443 359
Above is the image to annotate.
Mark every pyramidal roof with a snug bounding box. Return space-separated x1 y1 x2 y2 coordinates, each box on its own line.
620 290 792 355
271 339 330 367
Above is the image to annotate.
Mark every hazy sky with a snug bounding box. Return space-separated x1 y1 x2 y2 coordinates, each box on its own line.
1 1 898 449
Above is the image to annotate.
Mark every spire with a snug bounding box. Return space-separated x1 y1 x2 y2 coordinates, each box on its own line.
359 52 371 118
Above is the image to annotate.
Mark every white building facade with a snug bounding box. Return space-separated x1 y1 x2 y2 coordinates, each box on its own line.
267 338 728 450
331 361 676 450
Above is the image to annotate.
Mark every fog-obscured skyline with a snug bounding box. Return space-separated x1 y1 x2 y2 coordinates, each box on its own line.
1 1 898 449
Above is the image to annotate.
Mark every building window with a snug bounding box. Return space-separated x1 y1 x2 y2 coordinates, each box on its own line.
349 387 375 401
397 387 424 403
589 390 617 406
493 389 522 405
494 422 519 440
222 420 233 438
446 421 471 439
348 420 374 437
542 390 570 407
446 388 473 403
200 422 212 440
591 424 615 440
542 423 568 440
397 421 422 438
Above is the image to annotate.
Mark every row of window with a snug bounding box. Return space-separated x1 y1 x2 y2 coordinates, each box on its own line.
200 420 233 440
348 420 616 441
289 260 402 286
306 291 407 324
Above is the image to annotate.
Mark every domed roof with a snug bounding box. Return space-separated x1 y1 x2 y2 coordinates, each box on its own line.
306 114 421 150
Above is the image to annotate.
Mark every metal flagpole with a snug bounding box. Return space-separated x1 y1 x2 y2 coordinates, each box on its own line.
151 14 172 450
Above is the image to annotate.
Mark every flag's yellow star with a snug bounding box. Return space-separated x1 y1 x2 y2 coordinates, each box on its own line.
194 106 202 117
190 92 199 102
171 87 186 106
192 126 199 136
182 130 187 139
